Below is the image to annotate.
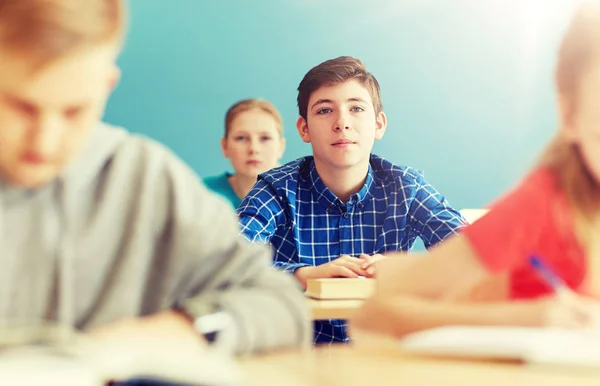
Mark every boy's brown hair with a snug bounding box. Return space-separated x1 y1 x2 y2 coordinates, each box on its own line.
224 99 284 138
296 56 383 120
0 0 127 71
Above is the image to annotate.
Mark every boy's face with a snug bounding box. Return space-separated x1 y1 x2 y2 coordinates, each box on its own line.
0 45 119 188
296 80 386 171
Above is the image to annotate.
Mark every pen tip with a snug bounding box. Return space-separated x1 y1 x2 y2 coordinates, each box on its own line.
529 255 541 266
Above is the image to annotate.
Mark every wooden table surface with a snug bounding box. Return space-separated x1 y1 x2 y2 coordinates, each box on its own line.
238 344 600 386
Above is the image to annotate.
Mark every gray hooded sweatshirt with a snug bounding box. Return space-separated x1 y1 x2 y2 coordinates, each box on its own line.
0 123 310 354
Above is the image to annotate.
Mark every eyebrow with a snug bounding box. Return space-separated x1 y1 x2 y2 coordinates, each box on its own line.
1 92 39 112
310 97 368 110
2 92 92 111
2 92 30 105
64 101 92 111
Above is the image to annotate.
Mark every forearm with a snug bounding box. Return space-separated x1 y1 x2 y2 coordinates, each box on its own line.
185 239 311 355
352 294 544 338
217 271 311 354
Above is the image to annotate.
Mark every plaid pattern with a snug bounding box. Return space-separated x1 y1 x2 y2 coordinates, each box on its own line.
237 154 466 344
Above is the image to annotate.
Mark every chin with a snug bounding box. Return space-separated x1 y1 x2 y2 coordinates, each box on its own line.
2 168 59 189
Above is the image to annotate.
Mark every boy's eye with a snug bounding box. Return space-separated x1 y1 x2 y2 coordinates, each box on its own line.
260 136 272 141
64 106 85 119
234 136 247 141
8 99 38 117
351 106 365 112
316 108 332 115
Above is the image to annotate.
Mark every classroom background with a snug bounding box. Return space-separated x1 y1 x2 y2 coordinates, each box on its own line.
104 0 576 247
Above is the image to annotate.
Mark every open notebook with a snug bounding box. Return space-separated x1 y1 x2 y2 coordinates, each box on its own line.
0 325 243 385
398 326 600 369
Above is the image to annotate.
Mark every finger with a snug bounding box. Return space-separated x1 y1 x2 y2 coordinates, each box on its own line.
575 312 596 329
340 255 362 263
339 255 366 269
359 254 374 269
361 254 388 269
549 293 597 329
569 301 598 328
334 266 360 278
339 260 370 277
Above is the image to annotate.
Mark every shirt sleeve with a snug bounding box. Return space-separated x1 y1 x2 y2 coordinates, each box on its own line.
408 172 468 248
157 151 311 355
237 180 308 274
237 180 285 244
462 169 561 273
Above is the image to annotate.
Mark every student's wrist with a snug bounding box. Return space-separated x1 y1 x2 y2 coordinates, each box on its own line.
486 299 547 327
293 266 316 289
531 298 551 327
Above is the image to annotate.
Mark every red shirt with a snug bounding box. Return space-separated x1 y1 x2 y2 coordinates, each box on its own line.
463 168 586 299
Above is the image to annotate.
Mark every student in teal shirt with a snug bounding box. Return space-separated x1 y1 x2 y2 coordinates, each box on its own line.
204 99 286 208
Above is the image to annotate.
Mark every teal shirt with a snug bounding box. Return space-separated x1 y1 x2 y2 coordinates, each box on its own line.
203 172 242 209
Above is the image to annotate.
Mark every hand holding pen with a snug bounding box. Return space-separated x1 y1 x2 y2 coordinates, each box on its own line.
530 255 600 329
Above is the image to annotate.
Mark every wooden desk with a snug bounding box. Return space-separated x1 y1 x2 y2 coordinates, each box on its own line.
307 298 364 320
239 345 600 386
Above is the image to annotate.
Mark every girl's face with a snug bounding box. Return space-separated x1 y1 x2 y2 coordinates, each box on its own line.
221 108 285 178
562 60 600 184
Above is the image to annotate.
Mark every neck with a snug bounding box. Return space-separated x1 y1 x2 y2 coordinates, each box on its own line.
228 173 258 199
313 157 369 203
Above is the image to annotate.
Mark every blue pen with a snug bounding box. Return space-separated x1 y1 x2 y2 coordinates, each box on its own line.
529 255 569 297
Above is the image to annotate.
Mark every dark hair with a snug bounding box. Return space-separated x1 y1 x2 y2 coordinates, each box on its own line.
297 56 382 120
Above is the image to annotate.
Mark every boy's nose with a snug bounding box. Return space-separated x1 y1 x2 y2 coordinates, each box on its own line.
334 112 351 131
29 115 64 158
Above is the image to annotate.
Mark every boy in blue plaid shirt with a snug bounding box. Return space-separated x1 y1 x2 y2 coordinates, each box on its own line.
237 56 466 344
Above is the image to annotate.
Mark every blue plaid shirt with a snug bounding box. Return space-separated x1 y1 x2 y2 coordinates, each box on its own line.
237 154 466 344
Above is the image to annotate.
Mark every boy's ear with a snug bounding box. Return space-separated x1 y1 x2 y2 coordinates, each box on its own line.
296 116 311 143
220 137 229 158
374 112 387 140
557 93 577 143
107 65 121 93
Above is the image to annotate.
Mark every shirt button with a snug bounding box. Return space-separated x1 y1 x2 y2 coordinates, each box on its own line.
343 212 349 218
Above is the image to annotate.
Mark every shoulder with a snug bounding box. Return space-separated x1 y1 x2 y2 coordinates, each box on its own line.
259 157 311 185
98 124 186 170
89 123 206 197
489 167 560 212
255 157 314 194
203 173 229 189
369 154 426 188
462 167 565 272
63 123 198 191
240 157 313 211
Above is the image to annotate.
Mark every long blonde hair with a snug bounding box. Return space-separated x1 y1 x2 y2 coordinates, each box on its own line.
541 2 600 228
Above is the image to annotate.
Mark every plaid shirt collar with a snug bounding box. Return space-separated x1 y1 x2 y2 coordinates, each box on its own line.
305 158 375 212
